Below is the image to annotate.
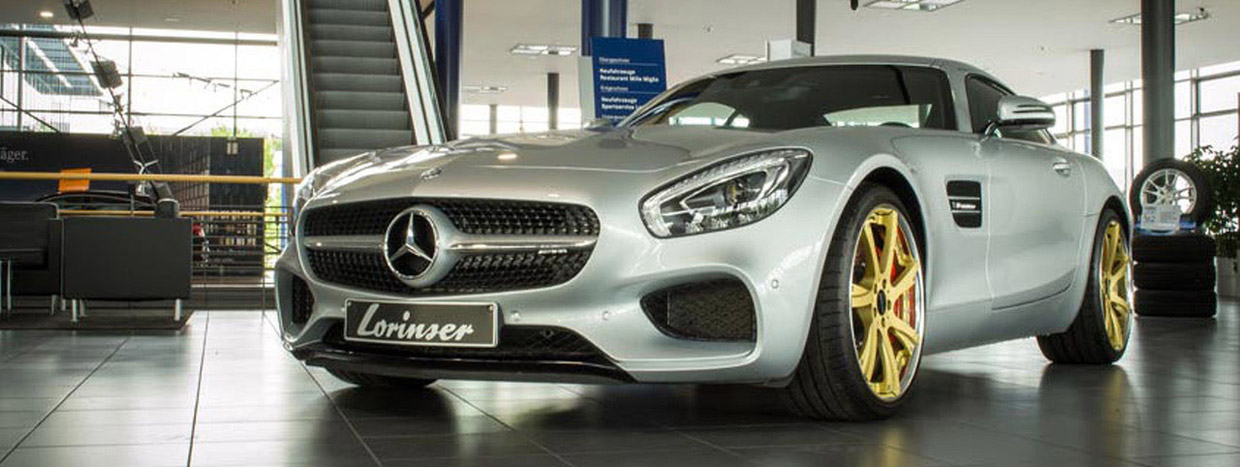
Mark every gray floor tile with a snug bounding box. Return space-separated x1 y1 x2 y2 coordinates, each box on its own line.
365 432 548 460
188 439 374 466
561 447 751 467
191 420 356 443
0 443 190 467
21 422 191 447
731 443 949 467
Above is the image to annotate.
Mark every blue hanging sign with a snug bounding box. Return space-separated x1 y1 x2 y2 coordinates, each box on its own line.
590 37 667 123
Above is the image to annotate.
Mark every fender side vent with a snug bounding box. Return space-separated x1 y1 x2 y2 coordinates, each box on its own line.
946 180 983 228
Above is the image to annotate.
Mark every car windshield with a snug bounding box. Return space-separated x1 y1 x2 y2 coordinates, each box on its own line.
626 65 957 132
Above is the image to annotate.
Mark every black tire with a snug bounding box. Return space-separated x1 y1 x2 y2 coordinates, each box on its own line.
1037 209 1129 365
326 369 437 389
1135 289 1217 317
782 183 923 421
1134 262 1217 291
1132 233 1216 263
1130 158 1214 226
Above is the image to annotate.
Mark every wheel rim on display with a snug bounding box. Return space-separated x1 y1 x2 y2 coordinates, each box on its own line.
1139 168 1197 215
1099 220 1132 351
848 205 925 401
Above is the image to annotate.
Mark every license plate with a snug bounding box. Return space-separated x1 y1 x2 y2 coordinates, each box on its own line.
344 300 498 348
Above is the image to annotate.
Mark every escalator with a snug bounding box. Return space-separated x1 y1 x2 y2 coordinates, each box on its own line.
283 0 444 168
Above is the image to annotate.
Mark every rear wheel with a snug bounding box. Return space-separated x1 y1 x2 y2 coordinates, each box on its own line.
1037 210 1132 364
783 184 925 420
326 369 437 389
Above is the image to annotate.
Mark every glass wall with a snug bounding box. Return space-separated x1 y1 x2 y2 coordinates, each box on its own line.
0 24 281 138
458 104 583 139
1043 61 1240 192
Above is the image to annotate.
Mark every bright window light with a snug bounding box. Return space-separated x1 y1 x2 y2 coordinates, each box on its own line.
463 85 507 94
510 44 578 56
717 54 766 65
1111 9 1210 26
865 0 964 12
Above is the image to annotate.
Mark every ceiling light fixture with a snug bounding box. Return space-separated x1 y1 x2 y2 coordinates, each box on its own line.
39 10 54 19
865 0 964 12
510 44 578 57
463 85 508 94
716 54 767 66
1110 8 1210 26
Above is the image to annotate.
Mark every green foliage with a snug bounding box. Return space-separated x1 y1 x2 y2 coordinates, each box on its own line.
1186 143 1240 257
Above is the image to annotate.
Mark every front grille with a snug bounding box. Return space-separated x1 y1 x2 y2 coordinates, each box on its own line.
290 276 314 324
301 198 598 296
322 323 610 365
641 279 756 341
306 248 593 296
302 198 600 237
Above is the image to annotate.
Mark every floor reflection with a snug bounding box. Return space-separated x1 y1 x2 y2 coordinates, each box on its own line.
0 300 1237 467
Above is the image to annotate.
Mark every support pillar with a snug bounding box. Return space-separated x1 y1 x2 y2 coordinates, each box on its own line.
637 22 653 39
488 104 497 135
581 0 627 56
796 0 815 55
547 72 560 130
434 0 463 141
1090 49 1105 160
1142 0 1175 165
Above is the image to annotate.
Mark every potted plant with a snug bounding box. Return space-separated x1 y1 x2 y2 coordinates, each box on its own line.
1186 143 1240 297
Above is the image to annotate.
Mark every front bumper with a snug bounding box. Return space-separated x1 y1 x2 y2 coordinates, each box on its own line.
275 177 846 384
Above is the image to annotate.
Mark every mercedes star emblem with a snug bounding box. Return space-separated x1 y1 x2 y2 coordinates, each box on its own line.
383 208 439 280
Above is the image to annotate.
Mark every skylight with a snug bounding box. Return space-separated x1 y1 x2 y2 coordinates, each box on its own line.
865 0 964 12
716 54 766 66
509 44 577 56
463 85 507 94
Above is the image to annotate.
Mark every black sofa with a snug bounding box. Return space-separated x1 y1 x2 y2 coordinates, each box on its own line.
0 202 62 316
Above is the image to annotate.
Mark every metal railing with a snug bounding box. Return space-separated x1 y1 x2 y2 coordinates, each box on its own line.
3 171 300 310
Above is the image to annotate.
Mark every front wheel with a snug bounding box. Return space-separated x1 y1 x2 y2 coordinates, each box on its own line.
783 183 926 421
1037 210 1132 364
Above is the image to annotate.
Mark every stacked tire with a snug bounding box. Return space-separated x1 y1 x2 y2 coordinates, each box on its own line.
1132 233 1218 317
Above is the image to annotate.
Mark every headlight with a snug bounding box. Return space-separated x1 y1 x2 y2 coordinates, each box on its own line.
640 148 812 237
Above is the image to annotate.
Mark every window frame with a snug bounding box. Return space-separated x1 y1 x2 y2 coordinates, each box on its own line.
624 64 959 132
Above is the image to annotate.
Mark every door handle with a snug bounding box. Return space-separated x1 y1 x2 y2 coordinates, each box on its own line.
1051 157 1071 176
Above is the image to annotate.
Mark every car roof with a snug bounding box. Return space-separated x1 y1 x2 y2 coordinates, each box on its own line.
710 54 1004 87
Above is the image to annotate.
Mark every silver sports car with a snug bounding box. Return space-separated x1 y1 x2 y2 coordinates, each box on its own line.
276 55 1132 420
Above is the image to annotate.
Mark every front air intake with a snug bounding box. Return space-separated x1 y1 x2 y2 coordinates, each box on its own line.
641 279 756 341
290 275 315 325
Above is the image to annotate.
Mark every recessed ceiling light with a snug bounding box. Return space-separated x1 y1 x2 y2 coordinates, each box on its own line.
510 44 577 56
1110 8 1210 26
463 85 508 94
39 10 54 19
865 0 964 12
717 54 767 66
497 152 518 161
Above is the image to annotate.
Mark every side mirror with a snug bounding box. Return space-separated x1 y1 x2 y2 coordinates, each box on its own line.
984 96 1055 137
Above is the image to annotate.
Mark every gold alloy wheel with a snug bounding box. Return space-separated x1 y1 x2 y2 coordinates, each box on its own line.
849 206 924 400
1099 220 1132 351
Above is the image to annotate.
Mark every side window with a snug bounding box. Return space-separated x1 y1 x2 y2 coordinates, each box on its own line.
666 102 749 128
965 76 1052 145
821 67 956 130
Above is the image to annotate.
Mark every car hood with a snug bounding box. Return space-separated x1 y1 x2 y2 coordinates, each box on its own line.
314 126 787 199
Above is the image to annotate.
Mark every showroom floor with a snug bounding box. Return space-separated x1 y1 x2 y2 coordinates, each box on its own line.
0 302 1238 467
